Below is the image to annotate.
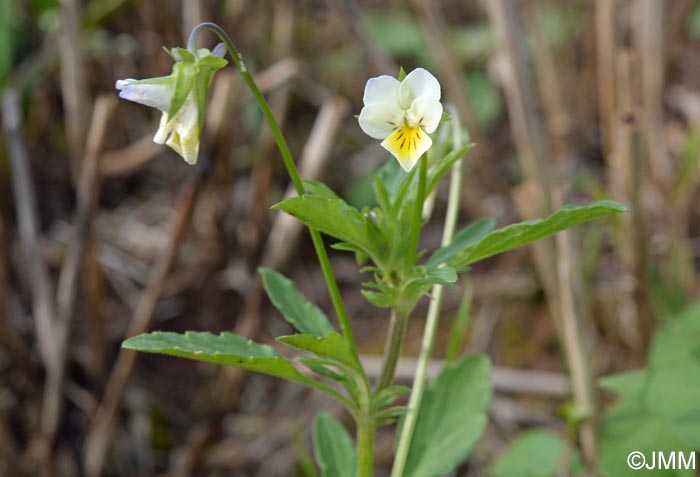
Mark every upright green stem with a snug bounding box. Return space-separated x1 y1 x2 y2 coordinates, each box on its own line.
356 412 375 477
187 23 361 367
375 308 409 392
376 155 427 393
391 112 466 477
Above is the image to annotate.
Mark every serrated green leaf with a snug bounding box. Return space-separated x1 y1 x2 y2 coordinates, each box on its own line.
313 412 356 477
427 217 496 267
273 194 382 259
404 354 491 477
488 430 570 477
122 331 308 383
278 332 358 370
260 268 334 337
452 201 626 267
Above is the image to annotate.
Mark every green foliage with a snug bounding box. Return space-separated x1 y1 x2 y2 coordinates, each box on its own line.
122 331 308 383
275 152 622 323
278 333 358 371
260 268 335 337
426 217 496 268
598 303 700 477
272 193 386 264
488 430 574 477
313 413 356 477
403 354 491 477
449 201 626 268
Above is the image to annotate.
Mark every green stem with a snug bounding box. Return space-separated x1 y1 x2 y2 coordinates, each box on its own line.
188 23 361 368
375 308 409 393
356 412 375 477
391 110 466 477
376 154 427 394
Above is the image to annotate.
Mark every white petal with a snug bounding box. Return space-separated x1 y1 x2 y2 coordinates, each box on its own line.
399 68 441 108
363 75 400 105
117 82 173 112
407 96 443 134
380 126 432 172
358 101 404 140
166 126 200 165
166 95 200 164
174 95 199 131
115 79 137 89
153 112 172 144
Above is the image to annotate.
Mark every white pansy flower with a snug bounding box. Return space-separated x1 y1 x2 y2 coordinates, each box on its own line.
358 68 443 172
117 77 200 164
116 47 227 165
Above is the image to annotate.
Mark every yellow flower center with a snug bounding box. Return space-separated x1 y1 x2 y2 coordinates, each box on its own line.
384 125 424 159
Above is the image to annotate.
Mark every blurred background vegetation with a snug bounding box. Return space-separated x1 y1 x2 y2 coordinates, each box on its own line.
1 0 699 476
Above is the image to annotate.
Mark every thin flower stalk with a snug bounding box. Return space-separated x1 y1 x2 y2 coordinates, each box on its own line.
392 107 467 477
186 22 362 370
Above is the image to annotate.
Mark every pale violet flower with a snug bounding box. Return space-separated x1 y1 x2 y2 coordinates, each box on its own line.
116 47 227 165
358 68 443 172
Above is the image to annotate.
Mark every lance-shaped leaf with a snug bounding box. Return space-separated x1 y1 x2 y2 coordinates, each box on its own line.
426 217 496 268
273 194 385 259
123 331 308 383
451 201 626 268
260 268 334 337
